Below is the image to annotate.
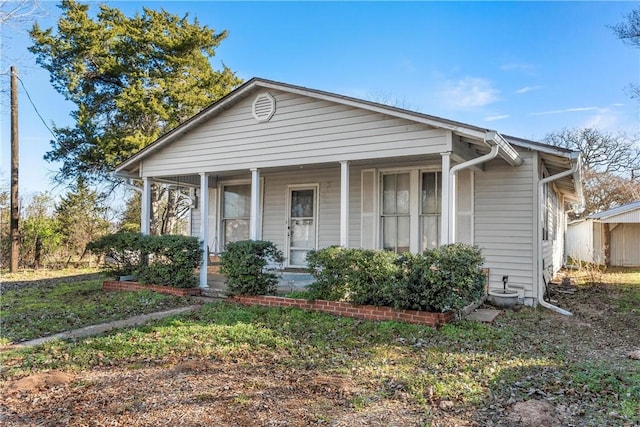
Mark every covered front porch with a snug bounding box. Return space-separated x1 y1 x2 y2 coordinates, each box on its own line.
133 131 521 289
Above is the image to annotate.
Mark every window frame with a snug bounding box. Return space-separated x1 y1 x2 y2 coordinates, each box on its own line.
419 171 442 251
379 171 412 253
218 178 264 247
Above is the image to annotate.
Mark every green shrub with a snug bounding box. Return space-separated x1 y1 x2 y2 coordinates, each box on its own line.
220 240 283 295
306 246 352 301
135 235 202 288
88 233 202 288
87 232 144 276
395 244 485 312
306 246 397 305
307 244 485 313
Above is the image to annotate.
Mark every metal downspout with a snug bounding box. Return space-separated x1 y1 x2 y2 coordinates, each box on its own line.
447 142 500 243
537 161 580 316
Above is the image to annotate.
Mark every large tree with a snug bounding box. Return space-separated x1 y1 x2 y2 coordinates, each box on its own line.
611 7 640 98
544 128 640 175
29 0 242 183
544 127 640 217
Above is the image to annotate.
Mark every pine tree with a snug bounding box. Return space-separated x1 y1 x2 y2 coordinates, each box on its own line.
55 179 110 265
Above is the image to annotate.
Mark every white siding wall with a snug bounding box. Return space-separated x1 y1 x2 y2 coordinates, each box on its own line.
541 185 567 285
593 222 605 264
551 191 566 276
611 223 640 266
603 209 640 223
141 90 449 176
566 220 595 263
474 152 535 301
261 166 343 264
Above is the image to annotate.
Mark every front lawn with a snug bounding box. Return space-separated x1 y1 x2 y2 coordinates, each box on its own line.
0 269 200 344
1 268 638 426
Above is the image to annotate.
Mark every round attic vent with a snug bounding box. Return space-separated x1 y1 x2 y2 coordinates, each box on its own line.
252 92 276 122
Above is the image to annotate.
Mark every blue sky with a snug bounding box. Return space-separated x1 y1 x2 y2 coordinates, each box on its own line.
1 1 638 199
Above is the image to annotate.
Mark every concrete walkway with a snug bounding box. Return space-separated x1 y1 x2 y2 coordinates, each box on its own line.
466 309 502 323
16 305 204 347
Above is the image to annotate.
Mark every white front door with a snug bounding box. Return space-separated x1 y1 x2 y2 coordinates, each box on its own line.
287 185 318 267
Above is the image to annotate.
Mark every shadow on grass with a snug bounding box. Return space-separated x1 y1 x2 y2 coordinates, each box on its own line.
0 272 107 292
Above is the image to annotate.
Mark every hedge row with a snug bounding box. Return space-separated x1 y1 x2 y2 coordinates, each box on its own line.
306 244 485 313
88 233 202 288
219 240 485 313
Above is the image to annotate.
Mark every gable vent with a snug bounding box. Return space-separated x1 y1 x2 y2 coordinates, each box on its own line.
252 92 276 122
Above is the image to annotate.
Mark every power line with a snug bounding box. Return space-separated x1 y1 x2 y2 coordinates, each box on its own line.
1 70 58 142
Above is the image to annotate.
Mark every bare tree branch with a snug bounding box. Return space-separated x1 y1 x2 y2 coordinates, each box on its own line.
0 0 43 27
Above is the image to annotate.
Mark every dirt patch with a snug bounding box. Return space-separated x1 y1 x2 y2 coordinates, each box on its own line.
0 360 432 426
4 371 76 395
506 400 560 426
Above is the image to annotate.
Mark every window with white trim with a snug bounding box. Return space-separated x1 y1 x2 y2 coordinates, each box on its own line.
222 184 251 246
421 171 442 250
381 173 410 253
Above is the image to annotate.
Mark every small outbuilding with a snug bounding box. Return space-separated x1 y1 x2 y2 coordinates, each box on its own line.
566 201 640 267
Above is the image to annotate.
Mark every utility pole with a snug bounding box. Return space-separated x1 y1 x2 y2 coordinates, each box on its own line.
10 66 19 272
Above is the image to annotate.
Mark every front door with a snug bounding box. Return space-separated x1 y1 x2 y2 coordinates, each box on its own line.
287 185 318 267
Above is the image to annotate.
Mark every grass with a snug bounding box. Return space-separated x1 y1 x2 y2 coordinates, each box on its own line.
1 268 639 425
0 269 200 344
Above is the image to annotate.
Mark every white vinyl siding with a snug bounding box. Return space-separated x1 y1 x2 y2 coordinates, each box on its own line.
474 152 535 301
141 90 449 177
261 167 341 264
360 169 377 249
456 170 473 244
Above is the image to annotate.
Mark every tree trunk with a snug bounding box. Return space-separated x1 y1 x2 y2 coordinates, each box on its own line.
34 236 42 269
161 188 179 235
150 184 164 236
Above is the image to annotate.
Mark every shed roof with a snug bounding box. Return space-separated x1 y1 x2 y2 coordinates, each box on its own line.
587 200 640 222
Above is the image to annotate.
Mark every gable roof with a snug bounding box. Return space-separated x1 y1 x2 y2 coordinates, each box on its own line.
116 77 525 174
114 77 581 203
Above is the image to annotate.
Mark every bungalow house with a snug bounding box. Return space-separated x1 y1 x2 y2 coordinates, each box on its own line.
115 78 583 310
566 200 640 267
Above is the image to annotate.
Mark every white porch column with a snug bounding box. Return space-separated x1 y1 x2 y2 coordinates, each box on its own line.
141 177 151 235
440 152 452 246
250 168 260 240
340 161 350 247
449 171 458 244
199 173 209 288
